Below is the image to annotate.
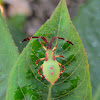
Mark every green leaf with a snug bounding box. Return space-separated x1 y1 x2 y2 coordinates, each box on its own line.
6 0 92 99
72 0 100 98
0 12 19 100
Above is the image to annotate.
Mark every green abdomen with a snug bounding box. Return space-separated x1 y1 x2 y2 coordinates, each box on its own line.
43 60 60 85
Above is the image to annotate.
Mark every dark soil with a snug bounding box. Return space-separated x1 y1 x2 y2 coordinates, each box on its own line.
25 0 86 35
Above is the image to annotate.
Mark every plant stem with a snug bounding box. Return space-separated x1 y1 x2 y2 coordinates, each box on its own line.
48 84 52 100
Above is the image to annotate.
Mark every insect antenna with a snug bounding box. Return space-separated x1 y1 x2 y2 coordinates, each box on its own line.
20 36 48 44
50 36 74 46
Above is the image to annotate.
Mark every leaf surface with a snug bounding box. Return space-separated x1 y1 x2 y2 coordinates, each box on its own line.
0 12 19 100
6 0 92 99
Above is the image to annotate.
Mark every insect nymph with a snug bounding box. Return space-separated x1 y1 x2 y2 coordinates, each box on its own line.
21 36 73 85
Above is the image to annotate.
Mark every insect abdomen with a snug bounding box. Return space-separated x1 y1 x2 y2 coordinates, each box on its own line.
43 60 60 85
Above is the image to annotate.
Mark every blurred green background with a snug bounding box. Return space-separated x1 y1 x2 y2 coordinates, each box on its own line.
1 0 100 99
73 0 100 99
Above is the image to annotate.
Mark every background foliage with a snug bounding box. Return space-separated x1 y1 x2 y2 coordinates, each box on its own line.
73 0 100 99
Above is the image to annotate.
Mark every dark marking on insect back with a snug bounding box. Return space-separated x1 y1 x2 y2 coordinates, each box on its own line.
45 53 48 61
52 52 55 60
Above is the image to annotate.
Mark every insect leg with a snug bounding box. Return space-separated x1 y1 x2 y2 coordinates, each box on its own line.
38 64 43 78
35 58 45 68
55 55 64 60
52 44 58 51
37 39 47 51
58 62 65 75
